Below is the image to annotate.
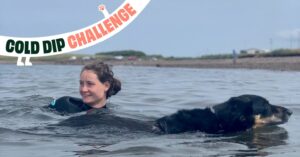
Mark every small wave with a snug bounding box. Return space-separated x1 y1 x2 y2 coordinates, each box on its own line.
85 133 247 157
0 95 64 130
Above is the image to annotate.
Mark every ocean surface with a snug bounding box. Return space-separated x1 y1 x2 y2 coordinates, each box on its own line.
0 64 299 157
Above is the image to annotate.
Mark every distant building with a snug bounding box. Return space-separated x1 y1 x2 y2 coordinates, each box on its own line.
69 56 77 60
127 56 138 61
240 48 266 54
114 56 124 60
82 56 91 60
151 57 158 61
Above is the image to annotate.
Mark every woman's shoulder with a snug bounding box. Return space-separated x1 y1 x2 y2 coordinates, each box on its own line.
48 96 92 114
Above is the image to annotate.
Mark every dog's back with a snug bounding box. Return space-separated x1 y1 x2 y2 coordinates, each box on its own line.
154 95 292 134
154 108 221 134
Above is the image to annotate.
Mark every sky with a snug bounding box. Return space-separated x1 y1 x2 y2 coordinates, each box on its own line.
1 0 300 57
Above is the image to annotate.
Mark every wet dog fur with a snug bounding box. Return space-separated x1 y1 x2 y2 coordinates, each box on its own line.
153 95 292 134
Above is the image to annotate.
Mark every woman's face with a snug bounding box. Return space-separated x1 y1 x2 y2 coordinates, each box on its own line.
80 70 110 108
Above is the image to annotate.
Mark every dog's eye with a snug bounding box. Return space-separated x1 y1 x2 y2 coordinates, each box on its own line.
239 116 246 121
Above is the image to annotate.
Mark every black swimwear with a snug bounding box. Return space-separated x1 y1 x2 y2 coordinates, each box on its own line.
48 96 93 113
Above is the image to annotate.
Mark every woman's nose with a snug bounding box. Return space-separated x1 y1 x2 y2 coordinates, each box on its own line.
80 84 88 92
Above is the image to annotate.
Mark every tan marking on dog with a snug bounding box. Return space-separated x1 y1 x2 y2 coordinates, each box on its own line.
254 115 282 128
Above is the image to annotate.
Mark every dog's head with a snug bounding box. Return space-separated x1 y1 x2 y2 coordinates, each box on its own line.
215 95 292 129
240 95 293 127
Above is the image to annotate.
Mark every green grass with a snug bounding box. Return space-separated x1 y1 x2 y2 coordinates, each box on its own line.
199 54 233 59
200 49 300 59
2 49 300 63
0 53 94 62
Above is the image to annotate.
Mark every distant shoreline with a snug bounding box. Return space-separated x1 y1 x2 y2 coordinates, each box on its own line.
1 56 300 71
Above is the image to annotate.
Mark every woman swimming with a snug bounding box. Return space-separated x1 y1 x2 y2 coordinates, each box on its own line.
49 62 121 113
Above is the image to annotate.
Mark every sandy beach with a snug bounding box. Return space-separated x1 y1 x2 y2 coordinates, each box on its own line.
1 56 300 71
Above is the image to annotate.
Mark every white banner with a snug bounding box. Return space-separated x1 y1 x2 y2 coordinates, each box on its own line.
0 0 150 65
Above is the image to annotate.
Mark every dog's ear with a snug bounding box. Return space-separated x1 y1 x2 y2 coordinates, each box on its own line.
220 96 255 132
228 96 251 105
227 96 254 116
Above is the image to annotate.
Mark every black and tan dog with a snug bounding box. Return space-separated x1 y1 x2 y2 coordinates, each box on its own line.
49 94 292 134
153 95 292 134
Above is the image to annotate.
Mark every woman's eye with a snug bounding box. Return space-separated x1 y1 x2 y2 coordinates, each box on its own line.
87 82 94 86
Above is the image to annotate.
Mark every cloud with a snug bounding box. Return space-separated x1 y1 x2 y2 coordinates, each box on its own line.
277 28 300 40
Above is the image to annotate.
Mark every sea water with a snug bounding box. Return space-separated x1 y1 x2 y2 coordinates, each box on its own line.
0 64 299 157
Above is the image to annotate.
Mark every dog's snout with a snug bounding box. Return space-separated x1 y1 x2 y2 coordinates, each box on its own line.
287 109 293 116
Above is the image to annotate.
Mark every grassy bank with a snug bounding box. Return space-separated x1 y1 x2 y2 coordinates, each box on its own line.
1 49 300 71
201 49 300 59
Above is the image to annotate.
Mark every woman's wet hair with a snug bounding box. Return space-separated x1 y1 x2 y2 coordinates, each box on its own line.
81 62 121 98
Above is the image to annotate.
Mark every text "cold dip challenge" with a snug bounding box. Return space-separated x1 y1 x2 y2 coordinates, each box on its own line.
5 3 136 55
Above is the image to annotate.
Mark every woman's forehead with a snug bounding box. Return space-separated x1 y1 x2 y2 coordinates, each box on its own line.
80 70 98 80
